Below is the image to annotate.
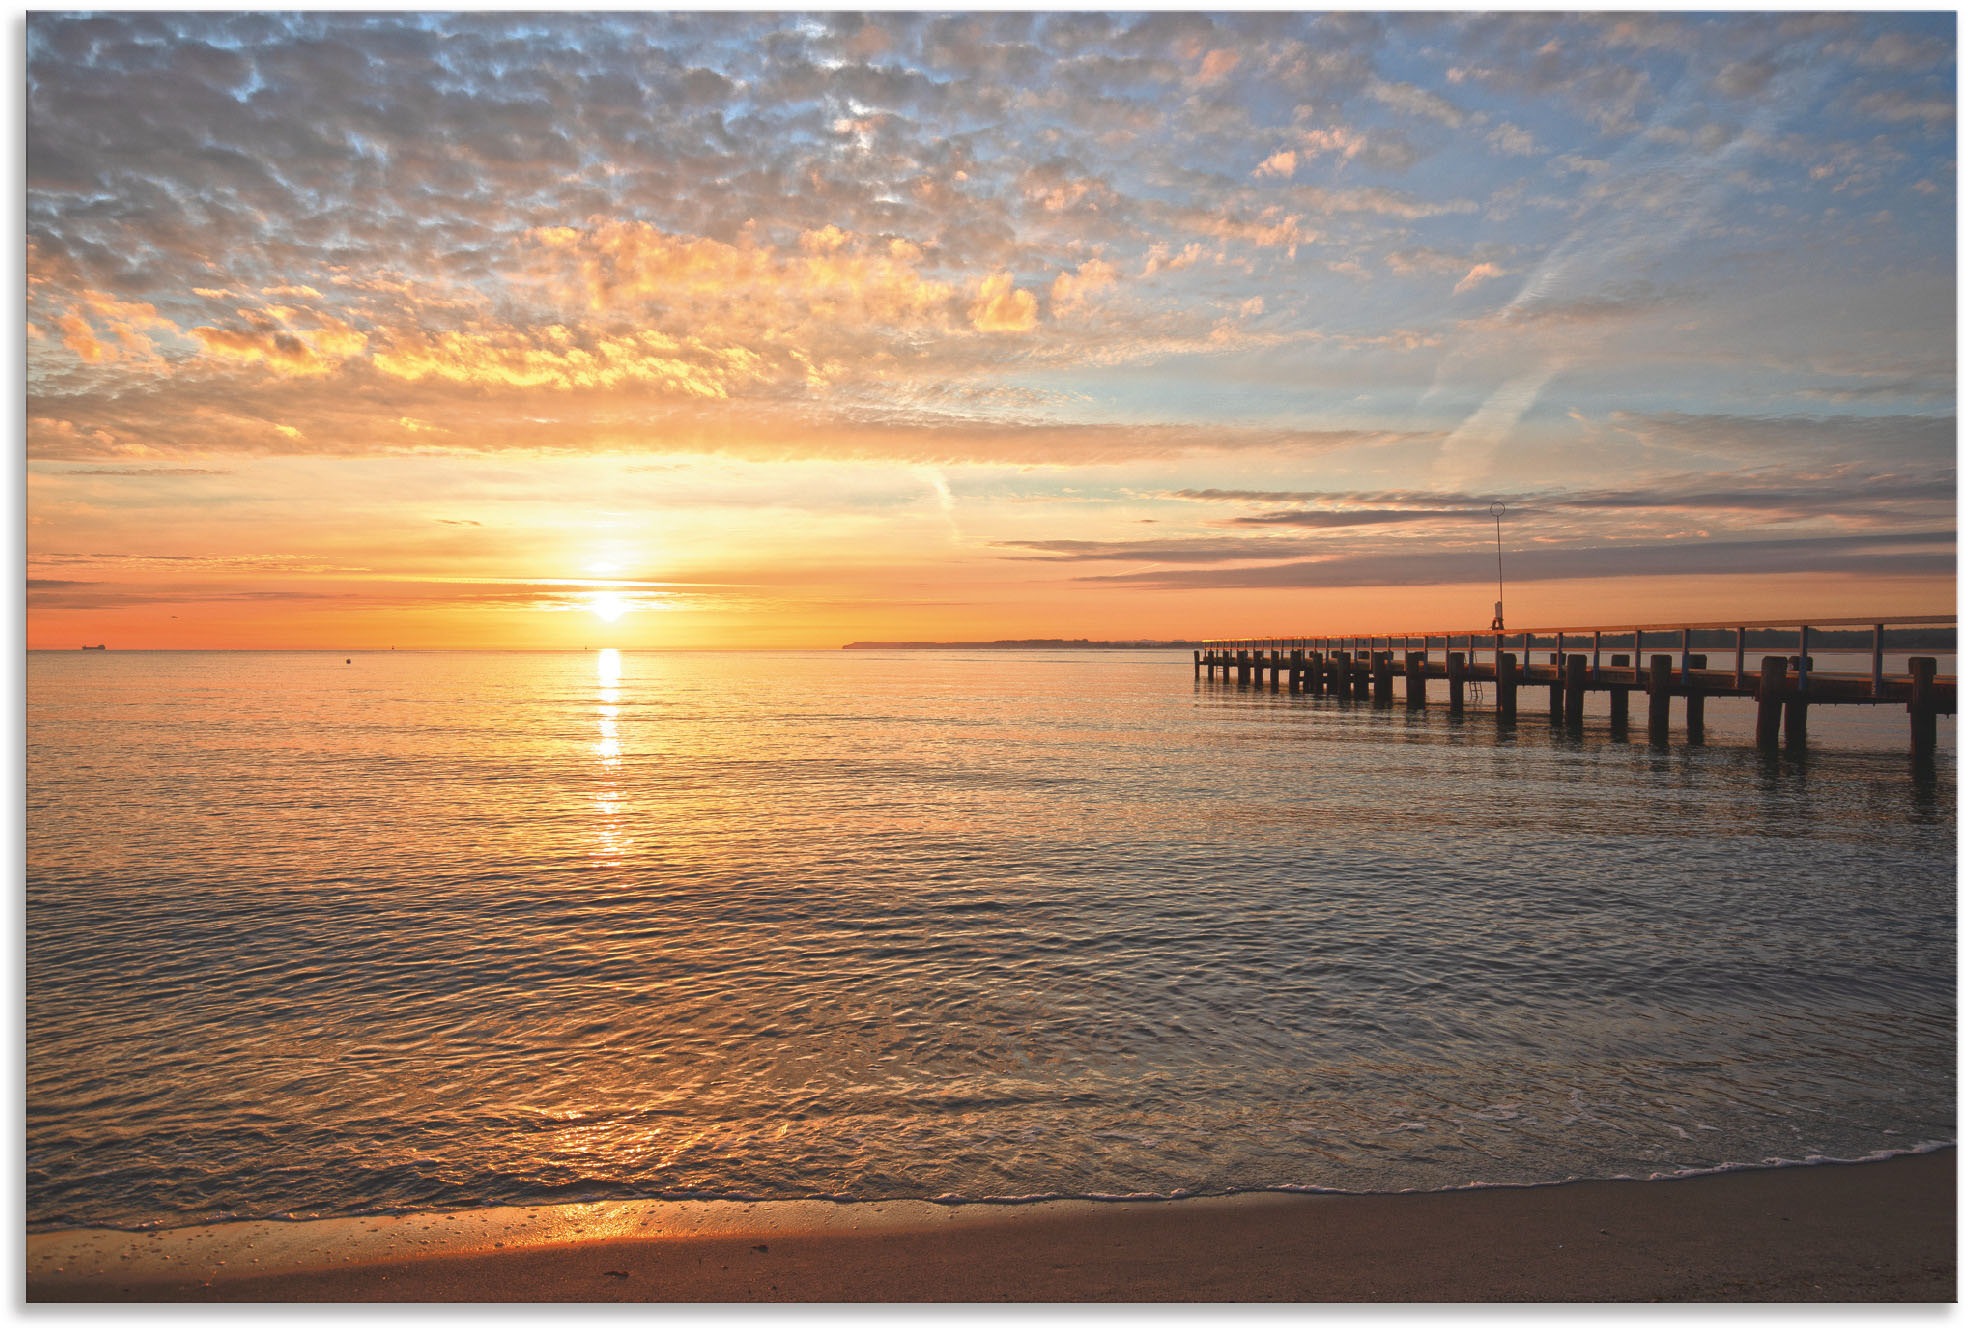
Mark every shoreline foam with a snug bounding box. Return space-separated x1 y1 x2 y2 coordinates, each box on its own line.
28 1150 1955 1302
26 1137 1957 1238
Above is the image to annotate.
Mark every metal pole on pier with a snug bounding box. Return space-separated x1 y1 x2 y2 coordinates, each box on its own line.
1488 502 1506 631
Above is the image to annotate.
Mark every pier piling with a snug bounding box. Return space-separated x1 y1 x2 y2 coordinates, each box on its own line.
1405 651 1427 709
1648 655 1673 741
1784 678 1809 746
1608 654 1630 727
1563 654 1587 727
1371 652 1393 707
1447 651 1466 715
1911 656 1938 758
1756 656 1787 749
1685 654 1708 742
1496 651 1518 722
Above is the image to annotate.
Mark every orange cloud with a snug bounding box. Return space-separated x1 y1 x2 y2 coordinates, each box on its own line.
1195 48 1240 84
1253 150 1297 179
42 290 176 365
370 326 771 397
969 273 1038 332
525 219 957 332
190 325 335 378
1201 209 1305 257
1050 258 1120 314
1453 262 1506 295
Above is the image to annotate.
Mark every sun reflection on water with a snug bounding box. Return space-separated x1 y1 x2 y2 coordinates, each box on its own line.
592 648 629 861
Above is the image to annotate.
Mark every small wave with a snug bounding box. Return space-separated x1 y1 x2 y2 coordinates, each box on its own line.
30 1141 1955 1236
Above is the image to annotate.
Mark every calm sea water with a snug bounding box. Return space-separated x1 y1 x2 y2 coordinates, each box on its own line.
25 648 1956 1232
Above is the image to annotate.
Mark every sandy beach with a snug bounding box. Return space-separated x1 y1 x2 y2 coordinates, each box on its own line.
26 1150 1953 1302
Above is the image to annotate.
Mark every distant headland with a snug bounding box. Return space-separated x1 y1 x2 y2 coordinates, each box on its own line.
842 639 1202 651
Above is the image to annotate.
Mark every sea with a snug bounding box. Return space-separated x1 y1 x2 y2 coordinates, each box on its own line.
24 647 1957 1233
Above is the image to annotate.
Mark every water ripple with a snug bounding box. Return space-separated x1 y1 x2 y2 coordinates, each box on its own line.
25 648 1956 1231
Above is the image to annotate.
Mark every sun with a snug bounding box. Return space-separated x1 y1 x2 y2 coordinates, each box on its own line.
587 591 630 623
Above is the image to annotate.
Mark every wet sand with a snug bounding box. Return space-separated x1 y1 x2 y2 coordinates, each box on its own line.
27 1151 1953 1302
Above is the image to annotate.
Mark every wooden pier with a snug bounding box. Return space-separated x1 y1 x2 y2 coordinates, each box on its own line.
1194 616 1956 757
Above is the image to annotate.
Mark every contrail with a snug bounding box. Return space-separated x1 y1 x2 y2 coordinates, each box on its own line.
1427 49 1831 491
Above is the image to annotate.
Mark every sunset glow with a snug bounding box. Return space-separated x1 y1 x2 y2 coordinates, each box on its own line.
588 593 631 625
25 12 1955 650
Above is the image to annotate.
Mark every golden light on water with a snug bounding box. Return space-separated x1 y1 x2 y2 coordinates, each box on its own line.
592 647 627 859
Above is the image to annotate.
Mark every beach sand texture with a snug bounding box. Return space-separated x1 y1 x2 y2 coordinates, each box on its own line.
27 1151 1953 1302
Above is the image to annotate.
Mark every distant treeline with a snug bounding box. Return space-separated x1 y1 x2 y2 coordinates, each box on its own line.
842 639 1203 650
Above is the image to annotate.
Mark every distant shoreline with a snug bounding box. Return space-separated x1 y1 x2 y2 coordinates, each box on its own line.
842 639 1202 650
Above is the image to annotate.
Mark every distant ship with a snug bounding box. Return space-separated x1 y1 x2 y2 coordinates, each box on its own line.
81 644 106 650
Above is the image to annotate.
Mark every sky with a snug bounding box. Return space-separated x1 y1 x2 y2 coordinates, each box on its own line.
24 10 1958 649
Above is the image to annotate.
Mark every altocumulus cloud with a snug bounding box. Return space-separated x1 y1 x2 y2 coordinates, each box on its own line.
23 9 1955 524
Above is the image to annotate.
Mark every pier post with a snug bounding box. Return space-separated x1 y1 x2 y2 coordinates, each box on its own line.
1353 654 1372 701
1405 651 1427 709
1547 653 1564 719
1563 654 1587 727
1607 654 1630 727
1496 651 1518 722
1370 651 1393 707
1784 673 1809 747
1267 649 1282 690
1647 655 1673 741
1326 651 1347 697
1910 656 1938 759
1447 651 1466 715
1306 651 1324 696
1755 656 1787 749
1684 654 1707 743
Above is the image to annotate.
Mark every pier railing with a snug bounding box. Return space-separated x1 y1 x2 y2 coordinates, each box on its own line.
1195 615 1955 756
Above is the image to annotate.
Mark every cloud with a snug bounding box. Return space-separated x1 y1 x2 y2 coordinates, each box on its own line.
21 10 1953 511
1193 47 1240 85
1077 530 1955 590
1853 90 1954 127
1050 257 1120 314
191 325 337 378
36 289 176 365
1453 262 1506 295
1486 122 1538 156
55 466 230 477
370 327 775 398
1253 150 1297 180
527 220 959 334
1367 78 1465 127
1170 487 1488 505
969 272 1038 332
1228 507 1498 529
994 537 1316 563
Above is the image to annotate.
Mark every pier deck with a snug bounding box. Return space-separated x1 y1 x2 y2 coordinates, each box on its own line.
1195 616 1955 757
